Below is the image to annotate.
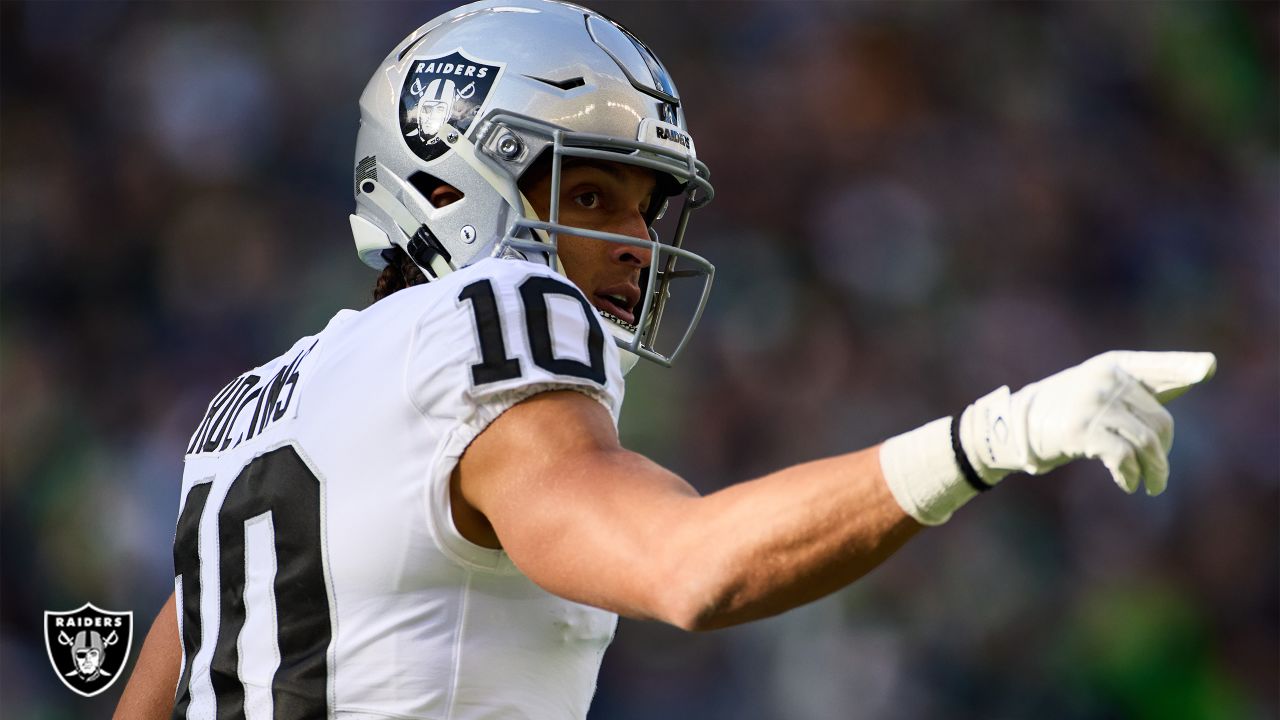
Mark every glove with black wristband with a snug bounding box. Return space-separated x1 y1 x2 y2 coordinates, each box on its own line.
879 351 1217 526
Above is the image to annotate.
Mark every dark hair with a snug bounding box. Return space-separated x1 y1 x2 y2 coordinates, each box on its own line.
372 247 428 302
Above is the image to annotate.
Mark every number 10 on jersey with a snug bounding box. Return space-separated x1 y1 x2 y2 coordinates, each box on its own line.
458 276 607 386
173 447 333 719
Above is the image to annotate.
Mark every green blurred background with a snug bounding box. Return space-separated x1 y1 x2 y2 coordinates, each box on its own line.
2 2 1276 718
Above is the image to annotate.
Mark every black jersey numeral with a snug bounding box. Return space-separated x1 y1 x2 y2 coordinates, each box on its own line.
458 276 606 386
173 446 332 720
519 276 606 383
458 279 522 385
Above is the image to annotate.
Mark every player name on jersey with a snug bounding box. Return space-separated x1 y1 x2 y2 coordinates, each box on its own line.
186 341 316 456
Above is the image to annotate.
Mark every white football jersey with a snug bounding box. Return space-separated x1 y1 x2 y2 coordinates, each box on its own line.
173 257 626 720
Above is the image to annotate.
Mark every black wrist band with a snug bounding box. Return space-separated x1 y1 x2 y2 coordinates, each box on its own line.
951 414 994 492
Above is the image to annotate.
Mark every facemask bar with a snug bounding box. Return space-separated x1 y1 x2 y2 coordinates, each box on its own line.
483 113 713 209
500 216 714 366
489 120 715 366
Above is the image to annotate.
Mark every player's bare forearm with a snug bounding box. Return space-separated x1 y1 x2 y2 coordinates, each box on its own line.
114 592 179 720
459 390 921 632
667 447 920 630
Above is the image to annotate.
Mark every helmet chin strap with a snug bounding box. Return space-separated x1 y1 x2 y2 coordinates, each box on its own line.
358 178 455 280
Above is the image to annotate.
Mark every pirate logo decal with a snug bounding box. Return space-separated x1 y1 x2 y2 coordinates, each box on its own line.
44 603 133 697
400 50 504 163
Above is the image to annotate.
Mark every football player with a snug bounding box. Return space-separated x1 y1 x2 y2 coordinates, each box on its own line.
116 2 1215 718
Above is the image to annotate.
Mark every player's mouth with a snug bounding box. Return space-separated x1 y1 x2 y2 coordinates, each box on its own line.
593 284 640 330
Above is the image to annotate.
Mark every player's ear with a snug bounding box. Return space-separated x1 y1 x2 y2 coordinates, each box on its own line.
429 184 463 208
406 170 463 209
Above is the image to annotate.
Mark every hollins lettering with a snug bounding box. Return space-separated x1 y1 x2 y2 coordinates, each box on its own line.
186 340 317 456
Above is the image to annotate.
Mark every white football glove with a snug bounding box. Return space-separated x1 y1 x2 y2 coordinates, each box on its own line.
880 350 1216 525
957 351 1217 496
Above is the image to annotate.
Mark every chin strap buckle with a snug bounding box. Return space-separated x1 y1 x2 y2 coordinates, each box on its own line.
403 225 454 280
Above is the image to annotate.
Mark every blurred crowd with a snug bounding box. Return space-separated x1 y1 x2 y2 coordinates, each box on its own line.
2 2 1276 718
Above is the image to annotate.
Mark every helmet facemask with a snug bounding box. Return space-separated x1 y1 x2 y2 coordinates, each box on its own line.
489 114 715 367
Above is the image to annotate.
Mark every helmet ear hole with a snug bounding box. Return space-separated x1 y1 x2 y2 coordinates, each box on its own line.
408 171 464 208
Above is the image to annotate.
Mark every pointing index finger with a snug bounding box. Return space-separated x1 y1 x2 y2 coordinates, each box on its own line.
1097 351 1217 403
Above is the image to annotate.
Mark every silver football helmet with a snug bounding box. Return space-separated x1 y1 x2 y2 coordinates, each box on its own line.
351 0 715 370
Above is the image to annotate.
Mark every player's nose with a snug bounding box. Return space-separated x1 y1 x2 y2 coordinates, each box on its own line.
607 212 652 268
608 238 651 269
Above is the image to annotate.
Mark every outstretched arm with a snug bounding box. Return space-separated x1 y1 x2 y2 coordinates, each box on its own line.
457 390 921 631
456 351 1215 632
114 592 179 720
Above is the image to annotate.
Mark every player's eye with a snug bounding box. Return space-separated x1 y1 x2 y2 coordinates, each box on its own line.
573 191 600 210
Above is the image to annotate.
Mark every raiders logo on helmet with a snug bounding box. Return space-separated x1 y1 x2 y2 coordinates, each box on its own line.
400 50 505 163
44 603 133 697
